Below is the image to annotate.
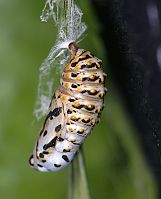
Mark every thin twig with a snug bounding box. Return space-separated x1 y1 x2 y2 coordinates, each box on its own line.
63 1 91 198
68 147 91 199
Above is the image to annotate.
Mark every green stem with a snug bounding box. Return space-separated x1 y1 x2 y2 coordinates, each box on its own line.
59 1 91 197
68 147 91 199
64 0 73 38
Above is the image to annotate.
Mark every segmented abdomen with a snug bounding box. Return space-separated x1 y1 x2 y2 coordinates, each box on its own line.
29 43 107 172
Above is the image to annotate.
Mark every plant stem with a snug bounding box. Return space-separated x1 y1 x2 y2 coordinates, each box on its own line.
61 0 91 198
68 147 91 199
64 0 74 38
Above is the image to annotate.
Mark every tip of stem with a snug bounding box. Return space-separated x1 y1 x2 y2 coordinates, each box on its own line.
68 42 78 58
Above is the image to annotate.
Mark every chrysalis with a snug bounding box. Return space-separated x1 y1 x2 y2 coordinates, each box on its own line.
29 43 107 171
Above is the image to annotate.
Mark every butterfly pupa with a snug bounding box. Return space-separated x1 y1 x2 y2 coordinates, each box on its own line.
29 43 107 171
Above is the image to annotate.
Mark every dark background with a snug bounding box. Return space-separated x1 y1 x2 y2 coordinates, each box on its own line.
92 0 161 196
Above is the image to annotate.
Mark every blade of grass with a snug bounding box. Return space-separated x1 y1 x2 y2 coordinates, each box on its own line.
68 147 91 199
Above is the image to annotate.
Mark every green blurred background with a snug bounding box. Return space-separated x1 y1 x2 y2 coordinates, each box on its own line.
0 0 158 198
